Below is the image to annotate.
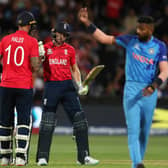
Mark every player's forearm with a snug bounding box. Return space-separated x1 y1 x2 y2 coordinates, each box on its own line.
158 61 168 82
83 22 116 44
72 68 81 84
158 71 168 82
92 28 116 45
71 64 82 83
31 57 41 73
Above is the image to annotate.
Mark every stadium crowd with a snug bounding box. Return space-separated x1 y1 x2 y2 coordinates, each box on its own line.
0 0 168 100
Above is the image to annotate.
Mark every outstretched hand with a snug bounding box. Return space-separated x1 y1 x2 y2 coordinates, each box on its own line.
38 41 45 56
78 8 90 26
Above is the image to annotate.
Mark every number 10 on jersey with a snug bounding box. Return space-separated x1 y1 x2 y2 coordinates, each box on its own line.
5 45 24 66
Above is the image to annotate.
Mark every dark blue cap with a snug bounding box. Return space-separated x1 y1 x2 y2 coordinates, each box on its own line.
16 11 36 26
53 22 71 35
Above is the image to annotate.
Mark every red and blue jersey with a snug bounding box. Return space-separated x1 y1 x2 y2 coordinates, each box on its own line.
116 35 168 84
43 42 76 81
0 30 39 89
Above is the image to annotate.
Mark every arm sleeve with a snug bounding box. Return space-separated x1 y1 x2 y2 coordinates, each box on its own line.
116 35 133 48
158 42 168 62
70 47 76 66
30 38 39 58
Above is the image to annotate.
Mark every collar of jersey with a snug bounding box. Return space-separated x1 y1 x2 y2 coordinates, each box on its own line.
138 36 154 44
16 30 28 35
53 42 66 48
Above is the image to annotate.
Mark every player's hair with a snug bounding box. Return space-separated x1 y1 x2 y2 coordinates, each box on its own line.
137 16 154 24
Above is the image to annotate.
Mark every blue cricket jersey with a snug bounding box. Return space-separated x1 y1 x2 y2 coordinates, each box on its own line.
116 35 167 84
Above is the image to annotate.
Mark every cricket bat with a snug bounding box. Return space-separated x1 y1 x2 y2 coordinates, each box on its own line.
82 65 105 86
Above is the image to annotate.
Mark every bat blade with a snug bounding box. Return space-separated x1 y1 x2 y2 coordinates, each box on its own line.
83 65 105 86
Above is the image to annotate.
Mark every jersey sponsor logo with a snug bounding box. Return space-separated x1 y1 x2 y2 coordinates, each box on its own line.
11 37 24 43
133 52 153 65
47 48 53 55
49 58 67 65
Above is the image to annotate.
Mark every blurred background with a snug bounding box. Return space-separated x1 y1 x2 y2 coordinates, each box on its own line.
0 0 168 134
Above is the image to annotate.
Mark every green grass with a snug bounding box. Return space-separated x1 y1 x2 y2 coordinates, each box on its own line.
11 135 168 168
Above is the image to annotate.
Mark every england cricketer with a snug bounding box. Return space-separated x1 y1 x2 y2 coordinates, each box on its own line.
78 8 168 168
36 22 99 166
0 11 40 166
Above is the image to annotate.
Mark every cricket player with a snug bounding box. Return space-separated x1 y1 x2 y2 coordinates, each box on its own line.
0 11 40 166
36 22 99 166
78 8 168 168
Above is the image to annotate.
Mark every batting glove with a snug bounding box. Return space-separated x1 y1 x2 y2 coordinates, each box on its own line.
38 41 45 59
77 82 89 95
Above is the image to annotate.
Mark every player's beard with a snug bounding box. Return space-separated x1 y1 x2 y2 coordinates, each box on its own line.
137 34 150 42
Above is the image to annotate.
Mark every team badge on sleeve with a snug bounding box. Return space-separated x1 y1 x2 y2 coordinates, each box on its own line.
162 55 167 59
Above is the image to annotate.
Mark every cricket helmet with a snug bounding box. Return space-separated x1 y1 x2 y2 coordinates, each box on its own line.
16 11 36 26
51 22 71 37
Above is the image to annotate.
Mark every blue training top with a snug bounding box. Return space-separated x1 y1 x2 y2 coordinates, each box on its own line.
116 35 167 84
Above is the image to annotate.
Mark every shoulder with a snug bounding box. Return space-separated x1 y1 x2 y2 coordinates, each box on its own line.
44 41 54 48
116 34 137 44
117 34 136 40
64 43 75 52
27 35 38 44
1 34 13 42
153 37 167 57
115 34 137 47
153 37 166 47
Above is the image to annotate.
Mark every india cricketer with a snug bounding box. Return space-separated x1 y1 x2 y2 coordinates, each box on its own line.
78 8 168 168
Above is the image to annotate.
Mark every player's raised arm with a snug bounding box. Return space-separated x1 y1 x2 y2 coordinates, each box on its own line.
78 8 116 45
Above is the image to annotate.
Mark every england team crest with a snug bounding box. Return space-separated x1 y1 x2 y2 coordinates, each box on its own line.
64 49 68 55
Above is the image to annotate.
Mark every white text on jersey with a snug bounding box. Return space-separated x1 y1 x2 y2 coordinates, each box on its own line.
49 58 67 65
11 37 24 43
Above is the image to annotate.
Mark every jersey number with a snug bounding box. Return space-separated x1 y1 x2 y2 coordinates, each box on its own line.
5 45 24 66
